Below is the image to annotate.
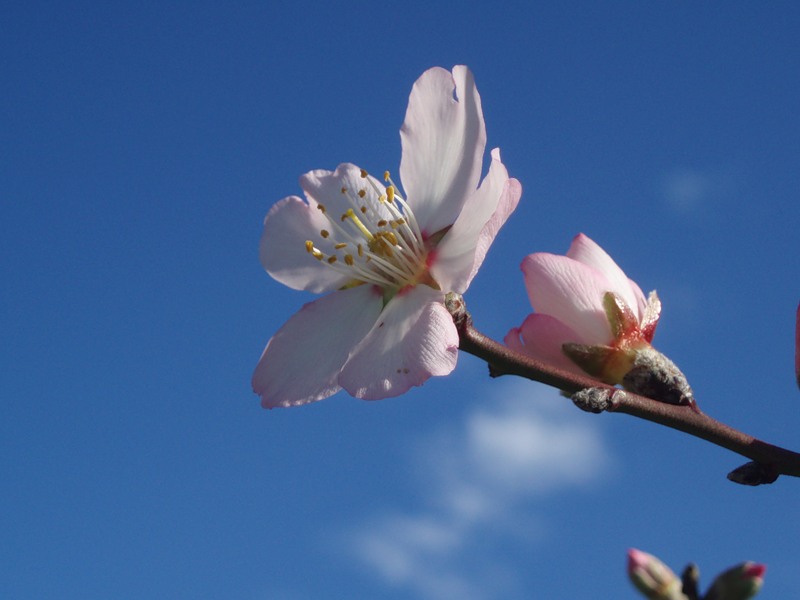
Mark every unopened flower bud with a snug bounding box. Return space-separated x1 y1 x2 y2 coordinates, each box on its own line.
505 234 666 380
627 548 688 600
705 562 765 600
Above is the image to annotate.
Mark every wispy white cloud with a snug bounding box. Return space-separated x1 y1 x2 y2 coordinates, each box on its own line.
345 379 613 600
660 167 734 213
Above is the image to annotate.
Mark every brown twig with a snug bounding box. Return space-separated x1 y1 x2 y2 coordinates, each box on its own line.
445 294 800 485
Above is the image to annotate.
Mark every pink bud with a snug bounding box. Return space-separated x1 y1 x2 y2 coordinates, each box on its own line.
706 561 766 600
627 548 685 600
507 235 661 377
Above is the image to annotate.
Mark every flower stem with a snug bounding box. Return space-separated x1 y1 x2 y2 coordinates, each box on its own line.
446 294 800 485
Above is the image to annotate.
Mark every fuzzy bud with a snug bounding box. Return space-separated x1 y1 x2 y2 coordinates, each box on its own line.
562 342 694 406
621 345 694 406
571 387 616 413
627 548 688 600
705 562 765 600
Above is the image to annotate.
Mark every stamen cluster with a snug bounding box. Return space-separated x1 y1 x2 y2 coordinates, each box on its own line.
304 170 432 291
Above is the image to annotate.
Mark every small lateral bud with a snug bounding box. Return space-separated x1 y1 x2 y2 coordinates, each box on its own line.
681 563 700 600
571 387 615 413
727 461 779 486
705 562 766 600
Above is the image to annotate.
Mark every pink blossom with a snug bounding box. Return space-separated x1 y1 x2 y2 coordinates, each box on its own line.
253 66 521 408
505 233 660 380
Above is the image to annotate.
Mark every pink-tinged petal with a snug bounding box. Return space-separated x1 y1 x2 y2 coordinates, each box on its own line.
300 163 392 225
339 286 458 399
505 313 590 374
627 277 648 321
521 253 614 344
260 196 350 293
431 148 521 293
252 285 383 408
566 233 642 318
399 65 486 235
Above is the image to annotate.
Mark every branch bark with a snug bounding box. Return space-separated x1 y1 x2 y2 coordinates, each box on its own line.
446 294 800 485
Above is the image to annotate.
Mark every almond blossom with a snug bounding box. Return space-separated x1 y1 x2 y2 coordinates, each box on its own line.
505 233 662 385
253 66 521 408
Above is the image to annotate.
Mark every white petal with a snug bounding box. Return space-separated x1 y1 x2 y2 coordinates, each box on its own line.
566 234 641 319
260 196 350 293
300 163 393 225
252 285 383 408
432 148 521 293
521 253 614 344
399 66 487 236
339 286 458 399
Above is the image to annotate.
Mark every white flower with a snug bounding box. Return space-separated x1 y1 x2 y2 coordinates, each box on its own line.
253 66 521 407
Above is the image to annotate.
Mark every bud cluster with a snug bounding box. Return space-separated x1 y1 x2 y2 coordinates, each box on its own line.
628 548 765 600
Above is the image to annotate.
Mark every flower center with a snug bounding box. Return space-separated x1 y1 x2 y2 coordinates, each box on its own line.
304 169 436 293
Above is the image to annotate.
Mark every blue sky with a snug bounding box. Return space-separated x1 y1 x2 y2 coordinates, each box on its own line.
3 2 800 598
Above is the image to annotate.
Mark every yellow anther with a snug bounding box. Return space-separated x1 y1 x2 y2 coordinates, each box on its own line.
334 242 347 250
312 250 323 260
377 219 388 227
357 244 364 257
317 203 326 214
386 185 395 203
395 218 406 225
383 171 390 182
360 168 368 178
344 254 354 266
378 194 387 203
320 229 330 238
327 256 337 264
360 206 367 214
358 189 366 198
369 231 397 257
341 186 347 194
305 240 314 253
